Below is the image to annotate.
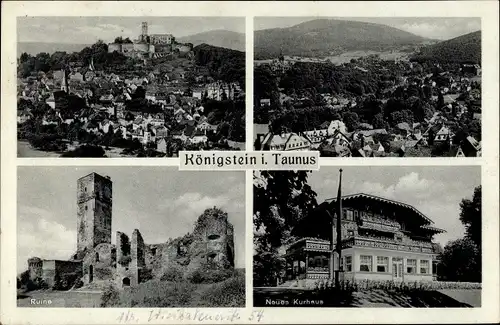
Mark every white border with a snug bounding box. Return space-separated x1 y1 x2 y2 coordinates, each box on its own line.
2 1 499 324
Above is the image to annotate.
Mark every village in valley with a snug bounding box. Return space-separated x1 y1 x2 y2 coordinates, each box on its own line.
253 19 482 158
17 21 245 157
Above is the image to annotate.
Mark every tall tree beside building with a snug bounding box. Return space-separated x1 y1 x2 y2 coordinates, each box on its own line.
253 171 318 286
459 186 482 250
438 186 482 282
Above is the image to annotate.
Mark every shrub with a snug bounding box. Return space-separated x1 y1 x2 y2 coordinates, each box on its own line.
100 283 121 307
317 279 482 293
198 274 245 307
119 280 196 307
160 266 184 282
26 277 48 291
187 267 233 284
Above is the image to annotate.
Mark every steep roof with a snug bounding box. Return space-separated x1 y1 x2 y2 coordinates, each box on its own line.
325 192 434 224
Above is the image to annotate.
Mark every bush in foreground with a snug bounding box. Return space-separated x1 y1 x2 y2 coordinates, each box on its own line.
197 273 245 307
100 274 245 307
187 266 234 284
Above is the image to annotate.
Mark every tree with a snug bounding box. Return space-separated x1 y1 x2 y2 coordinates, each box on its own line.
372 113 388 130
459 186 482 250
437 92 445 109
253 171 317 286
342 111 360 131
438 238 481 282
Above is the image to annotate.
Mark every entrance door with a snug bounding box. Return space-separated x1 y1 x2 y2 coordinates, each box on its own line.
392 260 403 281
89 265 94 283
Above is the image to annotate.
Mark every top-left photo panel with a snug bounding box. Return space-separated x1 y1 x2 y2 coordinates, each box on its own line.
17 16 246 158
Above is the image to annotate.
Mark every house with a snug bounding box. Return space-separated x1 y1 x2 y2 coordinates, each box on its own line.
99 120 114 134
42 116 60 126
254 123 270 147
83 122 99 134
190 131 208 144
132 117 144 130
157 138 168 153
197 121 218 133
17 111 32 124
284 193 444 286
434 125 451 144
461 136 481 157
260 98 271 107
152 125 168 139
260 132 311 151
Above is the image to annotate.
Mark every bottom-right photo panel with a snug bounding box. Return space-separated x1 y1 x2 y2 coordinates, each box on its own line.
253 166 481 308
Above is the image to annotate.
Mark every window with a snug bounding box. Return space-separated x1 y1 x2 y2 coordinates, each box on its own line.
420 260 430 274
360 255 372 272
347 230 354 237
345 256 352 272
342 209 347 219
346 210 354 221
377 256 389 272
84 187 87 192
406 259 417 274
354 210 359 220
85 205 88 211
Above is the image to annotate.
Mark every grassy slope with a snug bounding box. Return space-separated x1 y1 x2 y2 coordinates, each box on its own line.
412 31 481 63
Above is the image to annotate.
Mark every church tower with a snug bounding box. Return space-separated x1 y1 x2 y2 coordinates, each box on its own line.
76 173 113 257
61 66 69 93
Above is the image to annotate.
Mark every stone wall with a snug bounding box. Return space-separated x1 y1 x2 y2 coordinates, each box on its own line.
115 231 139 287
82 243 115 284
28 257 43 280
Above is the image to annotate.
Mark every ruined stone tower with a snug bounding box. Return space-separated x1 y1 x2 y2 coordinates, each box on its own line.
77 173 112 258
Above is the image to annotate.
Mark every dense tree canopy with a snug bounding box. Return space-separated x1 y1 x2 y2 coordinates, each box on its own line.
253 171 317 286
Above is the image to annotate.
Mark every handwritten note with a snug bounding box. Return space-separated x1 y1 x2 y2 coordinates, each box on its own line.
117 308 264 324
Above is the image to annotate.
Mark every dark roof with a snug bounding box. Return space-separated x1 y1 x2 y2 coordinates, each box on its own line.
325 193 434 224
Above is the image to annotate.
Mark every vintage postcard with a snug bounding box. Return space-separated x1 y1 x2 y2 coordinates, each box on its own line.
1 1 499 325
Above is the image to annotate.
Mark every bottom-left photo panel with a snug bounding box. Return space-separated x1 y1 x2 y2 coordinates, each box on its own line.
16 166 246 308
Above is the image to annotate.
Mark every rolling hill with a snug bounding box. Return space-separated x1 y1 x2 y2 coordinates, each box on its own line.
18 42 90 56
254 19 429 59
177 30 245 52
411 31 481 64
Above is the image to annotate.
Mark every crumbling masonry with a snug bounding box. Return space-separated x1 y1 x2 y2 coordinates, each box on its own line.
28 172 235 289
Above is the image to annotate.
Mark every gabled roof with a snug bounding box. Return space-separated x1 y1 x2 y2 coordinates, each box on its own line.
325 192 434 224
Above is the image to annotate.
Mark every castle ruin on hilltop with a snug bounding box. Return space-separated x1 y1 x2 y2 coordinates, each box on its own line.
107 21 193 59
27 172 235 289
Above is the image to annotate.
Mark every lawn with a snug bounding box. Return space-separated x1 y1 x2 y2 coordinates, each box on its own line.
253 287 479 308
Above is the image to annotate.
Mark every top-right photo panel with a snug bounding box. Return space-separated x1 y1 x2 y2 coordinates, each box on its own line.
253 17 481 157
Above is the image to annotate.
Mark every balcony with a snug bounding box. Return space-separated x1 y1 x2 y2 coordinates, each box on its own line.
304 238 331 252
360 214 400 230
342 236 434 254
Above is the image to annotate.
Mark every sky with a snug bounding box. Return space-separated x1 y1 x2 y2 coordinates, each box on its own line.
254 17 481 40
17 16 245 44
17 167 245 273
305 166 481 247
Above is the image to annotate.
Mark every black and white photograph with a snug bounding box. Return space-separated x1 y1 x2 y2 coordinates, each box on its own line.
253 166 481 307
16 167 245 307
253 17 482 157
17 16 246 157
